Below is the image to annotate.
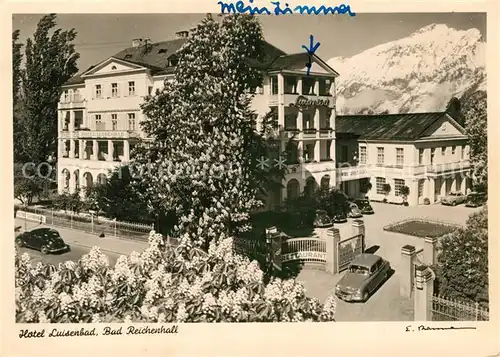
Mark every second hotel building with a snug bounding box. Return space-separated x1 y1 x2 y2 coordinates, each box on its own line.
57 31 472 207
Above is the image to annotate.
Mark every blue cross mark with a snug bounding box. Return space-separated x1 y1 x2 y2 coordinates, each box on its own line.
302 35 321 76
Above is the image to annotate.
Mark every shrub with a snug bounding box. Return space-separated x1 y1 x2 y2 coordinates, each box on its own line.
423 197 430 205
15 231 337 323
435 207 488 303
399 186 410 206
382 183 391 202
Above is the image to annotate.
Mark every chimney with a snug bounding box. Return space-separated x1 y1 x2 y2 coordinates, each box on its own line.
175 31 189 39
132 38 143 47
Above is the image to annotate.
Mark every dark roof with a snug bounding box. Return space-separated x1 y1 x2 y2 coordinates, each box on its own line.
113 38 187 70
351 253 382 268
266 52 338 76
336 112 454 141
64 38 288 85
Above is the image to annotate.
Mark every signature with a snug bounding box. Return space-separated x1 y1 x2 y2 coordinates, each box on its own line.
406 324 477 332
302 34 320 76
218 0 356 16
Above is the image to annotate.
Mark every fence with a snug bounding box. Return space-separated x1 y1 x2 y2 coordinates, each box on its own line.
15 205 154 241
431 295 489 321
281 237 326 267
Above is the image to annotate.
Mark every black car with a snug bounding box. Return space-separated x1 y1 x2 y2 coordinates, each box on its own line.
313 209 334 228
465 192 487 208
15 228 70 254
353 198 374 215
331 209 348 223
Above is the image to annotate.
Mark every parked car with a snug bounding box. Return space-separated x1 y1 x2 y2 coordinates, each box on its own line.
353 198 374 215
331 209 347 223
313 209 334 228
441 191 467 206
335 253 391 302
465 192 487 208
347 202 363 218
15 228 70 254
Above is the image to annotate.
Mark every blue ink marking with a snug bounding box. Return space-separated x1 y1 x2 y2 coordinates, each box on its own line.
302 35 320 75
217 0 355 16
271 1 293 15
294 4 355 16
218 0 272 14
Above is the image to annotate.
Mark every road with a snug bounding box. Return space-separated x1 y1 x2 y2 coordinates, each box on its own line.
18 243 121 267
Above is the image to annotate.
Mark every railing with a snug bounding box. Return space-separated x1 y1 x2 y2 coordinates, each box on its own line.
432 295 489 321
281 237 326 266
60 94 85 104
15 205 154 241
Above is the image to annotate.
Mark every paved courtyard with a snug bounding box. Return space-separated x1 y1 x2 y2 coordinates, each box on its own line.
296 202 481 321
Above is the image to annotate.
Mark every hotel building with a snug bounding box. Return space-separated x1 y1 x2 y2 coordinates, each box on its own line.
57 30 472 206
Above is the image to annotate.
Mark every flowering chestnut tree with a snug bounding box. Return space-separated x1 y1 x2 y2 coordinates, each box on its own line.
16 232 336 323
134 14 286 250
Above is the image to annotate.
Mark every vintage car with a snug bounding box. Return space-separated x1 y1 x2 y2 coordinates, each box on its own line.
335 253 391 302
15 228 70 254
313 209 334 228
331 209 348 223
347 202 363 218
465 192 487 208
353 198 374 215
441 191 467 206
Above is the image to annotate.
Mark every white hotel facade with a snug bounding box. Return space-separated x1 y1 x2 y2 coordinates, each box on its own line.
57 31 472 207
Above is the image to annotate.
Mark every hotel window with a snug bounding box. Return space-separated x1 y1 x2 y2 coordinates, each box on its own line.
95 114 104 130
302 77 315 95
270 76 278 95
441 147 446 156
95 84 102 99
128 113 136 131
318 79 331 96
63 90 69 102
376 177 386 194
111 83 118 97
148 86 153 96
128 81 135 96
111 114 118 130
359 146 367 164
418 180 424 197
394 179 405 196
461 145 464 159
377 147 384 166
418 148 424 164
452 145 456 156
430 148 435 165
284 76 298 94
396 148 404 167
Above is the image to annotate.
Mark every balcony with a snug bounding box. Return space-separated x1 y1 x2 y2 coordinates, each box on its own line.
77 130 140 140
303 128 317 139
319 127 333 139
414 160 471 176
337 164 370 181
58 94 86 109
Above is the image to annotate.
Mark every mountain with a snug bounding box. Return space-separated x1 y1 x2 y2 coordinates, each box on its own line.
327 24 486 115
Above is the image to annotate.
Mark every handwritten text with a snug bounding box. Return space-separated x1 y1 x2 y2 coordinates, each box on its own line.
218 0 356 16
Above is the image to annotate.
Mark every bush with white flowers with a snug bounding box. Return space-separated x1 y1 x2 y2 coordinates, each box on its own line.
16 231 336 323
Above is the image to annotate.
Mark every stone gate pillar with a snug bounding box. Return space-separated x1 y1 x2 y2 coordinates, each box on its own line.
326 227 341 275
423 236 437 266
400 245 416 298
352 219 365 252
414 265 435 321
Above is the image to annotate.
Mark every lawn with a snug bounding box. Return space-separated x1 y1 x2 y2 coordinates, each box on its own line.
384 219 459 238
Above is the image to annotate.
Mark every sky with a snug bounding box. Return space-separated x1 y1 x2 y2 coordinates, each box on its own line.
12 13 486 74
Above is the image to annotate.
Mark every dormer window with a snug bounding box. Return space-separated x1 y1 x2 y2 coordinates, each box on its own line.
124 54 132 59
158 48 167 54
168 55 178 67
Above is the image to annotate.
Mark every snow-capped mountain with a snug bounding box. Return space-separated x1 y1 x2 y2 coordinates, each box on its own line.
327 24 486 115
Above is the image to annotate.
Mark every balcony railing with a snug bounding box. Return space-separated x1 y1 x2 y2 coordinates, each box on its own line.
60 94 85 104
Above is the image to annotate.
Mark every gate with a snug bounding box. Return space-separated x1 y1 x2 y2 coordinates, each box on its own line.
337 233 364 272
281 237 326 268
